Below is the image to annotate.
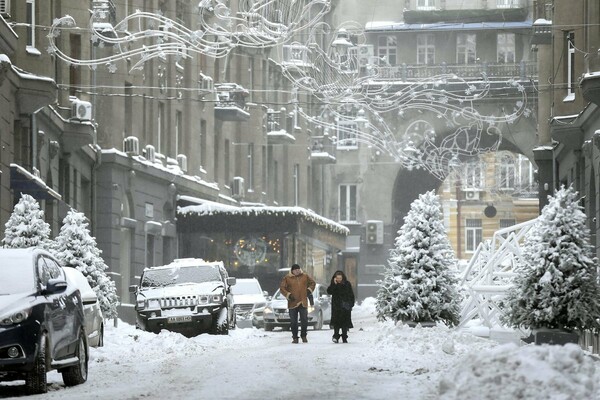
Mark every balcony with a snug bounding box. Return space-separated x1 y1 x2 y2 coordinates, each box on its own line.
581 52 600 106
214 83 250 121
281 44 315 74
371 61 536 82
532 19 552 45
310 136 336 164
266 108 296 145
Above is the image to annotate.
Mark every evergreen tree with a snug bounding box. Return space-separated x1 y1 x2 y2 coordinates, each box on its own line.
376 190 461 326
502 186 600 331
53 209 119 319
2 193 51 249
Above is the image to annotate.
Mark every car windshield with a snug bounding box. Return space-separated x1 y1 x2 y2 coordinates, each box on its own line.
231 280 262 295
0 256 36 295
140 265 221 288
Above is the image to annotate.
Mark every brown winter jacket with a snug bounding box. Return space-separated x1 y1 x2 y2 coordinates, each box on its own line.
279 270 316 309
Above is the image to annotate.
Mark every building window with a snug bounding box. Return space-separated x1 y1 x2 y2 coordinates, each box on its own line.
175 110 182 156
497 33 515 63
517 154 536 191
336 120 358 149
293 164 300 206
26 0 35 48
146 234 155 267
566 31 575 100
464 162 483 189
377 36 397 65
456 34 476 64
499 154 515 189
339 184 357 222
417 0 435 10
465 219 482 253
69 34 81 97
499 219 515 229
158 102 165 153
200 119 207 167
496 0 517 8
417 34 435 65
247 143 254 191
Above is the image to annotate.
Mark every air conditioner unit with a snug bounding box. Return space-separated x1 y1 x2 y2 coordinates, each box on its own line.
357 44 374 67
176 154 188 173
70 97 93 121
0 0 11 16
123 136 139 156
232 176 245 199
200 73 213 91
366 220 384 245
144 144 156 162
464 190 480 201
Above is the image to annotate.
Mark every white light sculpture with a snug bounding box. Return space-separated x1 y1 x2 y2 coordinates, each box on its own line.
47 0 331 72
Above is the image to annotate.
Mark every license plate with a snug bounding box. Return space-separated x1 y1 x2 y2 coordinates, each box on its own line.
277 313 288 318
167 315 192 323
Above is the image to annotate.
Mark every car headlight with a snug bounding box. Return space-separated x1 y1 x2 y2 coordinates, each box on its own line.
263 306 273 315
147 299 161 309
211 294 222 303
307 305 315 313
0 308 31 326
136 299 146 309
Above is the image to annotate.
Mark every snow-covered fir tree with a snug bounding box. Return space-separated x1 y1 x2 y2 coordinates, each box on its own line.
502 186 600 331
53 209 119 319
2 193 51 249
376 190 461 326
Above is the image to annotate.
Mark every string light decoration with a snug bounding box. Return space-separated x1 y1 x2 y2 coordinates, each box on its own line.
46 2 533 180
47 0 331 73
277 21 532 180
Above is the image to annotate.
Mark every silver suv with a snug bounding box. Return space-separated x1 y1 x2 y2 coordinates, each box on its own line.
130 259 236 336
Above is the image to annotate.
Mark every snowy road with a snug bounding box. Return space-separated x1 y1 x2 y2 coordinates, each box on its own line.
2 300 598 399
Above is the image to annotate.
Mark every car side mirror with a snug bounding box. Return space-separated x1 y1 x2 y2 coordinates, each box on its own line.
227 277 236 286
43 278 68 295
129 285 138 293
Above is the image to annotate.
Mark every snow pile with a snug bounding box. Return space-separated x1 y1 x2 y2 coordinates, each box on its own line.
438 342 598 399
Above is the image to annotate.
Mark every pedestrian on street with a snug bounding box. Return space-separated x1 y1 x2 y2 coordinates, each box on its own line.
327 270 354 343
279 263 316 343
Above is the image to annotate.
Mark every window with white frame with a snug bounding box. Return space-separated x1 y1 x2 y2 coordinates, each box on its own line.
497 33 515 63
456 34 476 64
464 162 483 189
339 184 357 222
26 0 35 48
377 36 397 66
175 110 182 156
293 164 300 206
336 120 358 149
566 31 575 100
465 219 482 252
247 143 254 191
517 154 536 190
417 0 435 10
496 0 517 8
499 154 515 189
417 34 435 65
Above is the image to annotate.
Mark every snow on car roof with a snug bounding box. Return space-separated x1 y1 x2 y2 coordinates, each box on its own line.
143 258 224 271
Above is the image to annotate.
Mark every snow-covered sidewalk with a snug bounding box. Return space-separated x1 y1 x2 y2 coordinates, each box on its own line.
2 299 599 399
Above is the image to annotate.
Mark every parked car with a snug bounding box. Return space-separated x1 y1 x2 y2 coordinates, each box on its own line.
0 248 89 394
130 258 236 336
262 283 331 331
63 267 104 347
231 278 269 328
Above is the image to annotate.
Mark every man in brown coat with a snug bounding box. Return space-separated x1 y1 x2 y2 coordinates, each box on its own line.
279 264 316 343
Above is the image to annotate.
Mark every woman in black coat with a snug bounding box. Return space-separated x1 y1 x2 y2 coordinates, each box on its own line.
327 270 355 343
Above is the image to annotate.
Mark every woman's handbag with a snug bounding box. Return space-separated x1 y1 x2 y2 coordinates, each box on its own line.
341 301 353 311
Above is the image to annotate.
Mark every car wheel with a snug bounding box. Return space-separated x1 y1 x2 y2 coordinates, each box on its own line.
313 311 323 330
25 333 47 394
62 330 88 386
264 323 274 331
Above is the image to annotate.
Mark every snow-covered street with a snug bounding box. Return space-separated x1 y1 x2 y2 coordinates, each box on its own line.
2 299 599 400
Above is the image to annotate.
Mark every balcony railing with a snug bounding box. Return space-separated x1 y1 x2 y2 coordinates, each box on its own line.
371 61 536 81
214 83 250 121
310 136 336 164
266 108 295 144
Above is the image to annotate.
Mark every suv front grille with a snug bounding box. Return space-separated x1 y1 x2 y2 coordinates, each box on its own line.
161 296 198 308
235 304 254 313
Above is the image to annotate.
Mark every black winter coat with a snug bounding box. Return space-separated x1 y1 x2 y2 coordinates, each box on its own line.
327 280 354 329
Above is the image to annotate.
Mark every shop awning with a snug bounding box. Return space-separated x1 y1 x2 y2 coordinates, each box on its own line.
10 163 61 201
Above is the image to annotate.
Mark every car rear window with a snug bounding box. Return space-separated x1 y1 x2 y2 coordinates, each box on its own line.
231 280 262 295
0 256 36 294
140 265 221 288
